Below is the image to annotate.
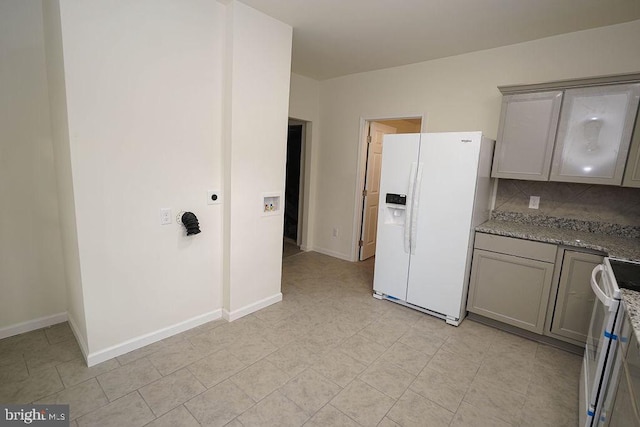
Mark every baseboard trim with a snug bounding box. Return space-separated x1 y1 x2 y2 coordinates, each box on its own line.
310 246 353 261
86 309 223 367
223 293 282 322
0 312 68 340
67 314 89 363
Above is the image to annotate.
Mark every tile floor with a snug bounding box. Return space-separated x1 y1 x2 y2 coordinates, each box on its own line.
283 238 302 259
0 251 582 426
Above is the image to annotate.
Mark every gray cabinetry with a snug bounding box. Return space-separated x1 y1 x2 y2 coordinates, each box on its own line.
491 91 562 181
468 234 556 334
548 250 603 345
623 114 640 188
606 316 640 426
550 84 640 185
493 74 640 186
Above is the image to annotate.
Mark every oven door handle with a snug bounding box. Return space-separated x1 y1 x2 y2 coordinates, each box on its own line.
591 264 611 307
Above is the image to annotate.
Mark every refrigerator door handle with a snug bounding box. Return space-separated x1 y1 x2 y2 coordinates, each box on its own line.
410 162 424 254
404 162 418 254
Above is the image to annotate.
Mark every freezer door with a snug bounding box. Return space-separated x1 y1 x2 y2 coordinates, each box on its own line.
406 132 483 318
373 133 420 301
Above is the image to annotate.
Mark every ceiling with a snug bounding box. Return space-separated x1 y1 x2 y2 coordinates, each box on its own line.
240 0 640 80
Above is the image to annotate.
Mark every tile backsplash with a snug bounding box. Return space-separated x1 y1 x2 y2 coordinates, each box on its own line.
494 179 640 226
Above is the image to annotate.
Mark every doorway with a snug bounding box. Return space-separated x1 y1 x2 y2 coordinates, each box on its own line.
358 118 422 261
283 119 305 258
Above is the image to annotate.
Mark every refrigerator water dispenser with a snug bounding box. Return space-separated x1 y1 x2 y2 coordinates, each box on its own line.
384 206 406 225
384 192 407 225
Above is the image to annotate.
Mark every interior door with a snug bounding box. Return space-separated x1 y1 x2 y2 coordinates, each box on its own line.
360 122 396 260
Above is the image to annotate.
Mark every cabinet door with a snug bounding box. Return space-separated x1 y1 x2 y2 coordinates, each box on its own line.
467 249 554 334
624 331 640 424
608 345 640 427
491 91 563 181
550 251 603 344
550 83 640 185
623 114 640 188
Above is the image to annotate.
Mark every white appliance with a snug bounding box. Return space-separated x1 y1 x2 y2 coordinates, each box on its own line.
372 131 494 325
581 258 640 426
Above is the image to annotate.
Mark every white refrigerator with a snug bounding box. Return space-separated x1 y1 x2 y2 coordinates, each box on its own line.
373 131 494 326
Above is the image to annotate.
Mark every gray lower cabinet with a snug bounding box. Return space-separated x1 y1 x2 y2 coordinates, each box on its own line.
607 318 640 426
468 233 605 346
468 234 556 334
548 250 603 345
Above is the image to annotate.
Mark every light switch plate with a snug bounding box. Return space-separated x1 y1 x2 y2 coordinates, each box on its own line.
529 196 540 209
207 190 221 205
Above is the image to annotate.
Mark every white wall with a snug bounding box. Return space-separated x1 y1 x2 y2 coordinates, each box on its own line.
56 0 225 356
223 2 292 316
289 73 321 250
308 20 640 260
0 0 67 335
42 0 88 347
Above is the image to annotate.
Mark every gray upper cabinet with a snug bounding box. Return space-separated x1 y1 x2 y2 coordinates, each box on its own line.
491 91 563 181
623 114 640 188
550 84 640 185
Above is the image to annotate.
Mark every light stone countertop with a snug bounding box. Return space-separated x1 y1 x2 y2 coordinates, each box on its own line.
622 289 640 345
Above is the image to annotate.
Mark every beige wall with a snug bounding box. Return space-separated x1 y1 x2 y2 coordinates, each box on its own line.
224 2 293 316
306 20 640 260
0 0 67 335
56 0 226 356
42 0 88 347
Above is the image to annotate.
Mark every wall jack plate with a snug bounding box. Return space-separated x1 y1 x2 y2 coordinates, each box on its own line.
160 208 172 225
207 190 222 205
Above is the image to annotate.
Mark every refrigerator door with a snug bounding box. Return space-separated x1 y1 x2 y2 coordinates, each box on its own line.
373 133 421 301
406 132 483 319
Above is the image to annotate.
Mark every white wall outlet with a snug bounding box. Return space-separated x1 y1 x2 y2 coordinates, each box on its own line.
160 208 172 225
207 190 221 205
332 227 339 237
529 196 540 209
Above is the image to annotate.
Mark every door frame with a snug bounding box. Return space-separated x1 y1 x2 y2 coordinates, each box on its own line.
288 118 309 249
351 114 425 262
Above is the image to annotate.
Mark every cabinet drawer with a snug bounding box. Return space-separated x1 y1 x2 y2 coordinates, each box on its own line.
474 233 557 262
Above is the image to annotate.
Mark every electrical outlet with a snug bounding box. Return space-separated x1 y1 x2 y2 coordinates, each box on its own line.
160 208 172 225
529 196 540 209
332 227 339 237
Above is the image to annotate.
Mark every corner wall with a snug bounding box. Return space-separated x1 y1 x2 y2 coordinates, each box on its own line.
223 2 293 317
56 0 225 358
0 0 67 336
309 20 640 260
